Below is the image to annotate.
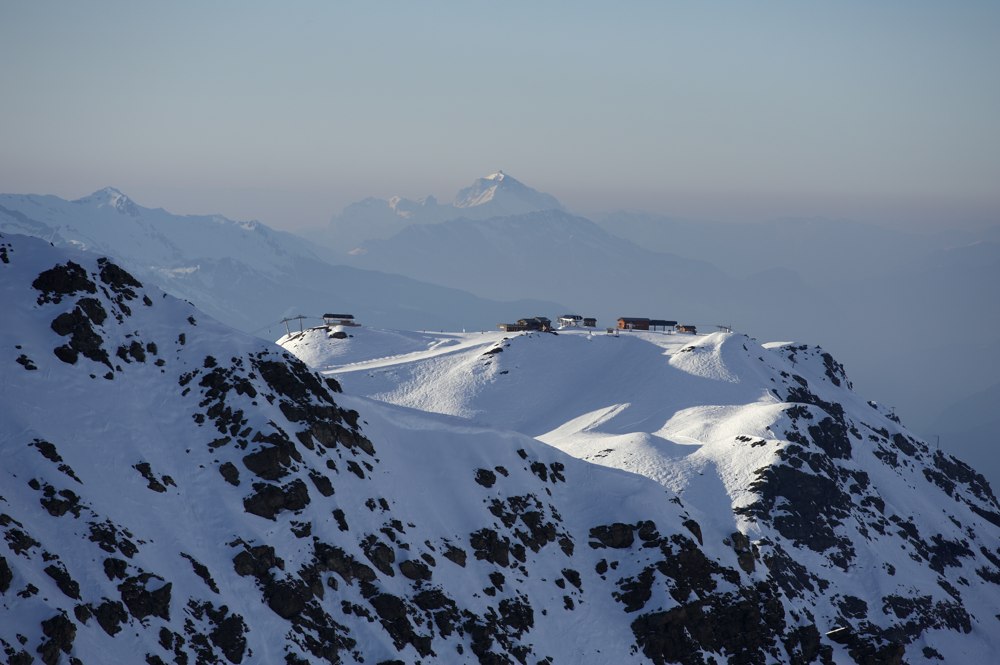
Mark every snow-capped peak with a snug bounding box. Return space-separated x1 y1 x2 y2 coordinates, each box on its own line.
74 186 139 216
453 171 563 213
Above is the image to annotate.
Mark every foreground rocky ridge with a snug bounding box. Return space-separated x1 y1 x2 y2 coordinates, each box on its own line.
1 232 999 664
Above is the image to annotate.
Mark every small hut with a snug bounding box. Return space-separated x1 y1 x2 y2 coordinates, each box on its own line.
499 316 552 333
323 313 358 327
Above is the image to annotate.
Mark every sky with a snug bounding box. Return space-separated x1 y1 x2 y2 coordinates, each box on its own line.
2 1 999 230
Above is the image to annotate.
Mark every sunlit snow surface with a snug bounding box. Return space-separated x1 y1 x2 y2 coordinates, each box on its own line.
281 324 1000 663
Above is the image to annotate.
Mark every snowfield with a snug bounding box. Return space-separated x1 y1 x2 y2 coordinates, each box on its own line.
280 323 1000 663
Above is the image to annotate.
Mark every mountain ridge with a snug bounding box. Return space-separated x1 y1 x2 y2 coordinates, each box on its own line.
0 190 569 335
2 232 999 663
317 172 565 253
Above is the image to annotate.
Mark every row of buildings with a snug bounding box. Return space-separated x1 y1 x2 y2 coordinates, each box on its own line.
616 317 696 333
497 315 697 334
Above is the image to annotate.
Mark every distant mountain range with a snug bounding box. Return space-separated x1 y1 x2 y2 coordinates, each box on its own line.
308 171 565 253
0 187 566 335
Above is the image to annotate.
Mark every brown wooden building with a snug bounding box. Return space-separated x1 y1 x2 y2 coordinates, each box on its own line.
617 317 650 331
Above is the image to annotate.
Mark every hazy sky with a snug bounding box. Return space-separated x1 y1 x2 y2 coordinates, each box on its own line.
2 1 998 229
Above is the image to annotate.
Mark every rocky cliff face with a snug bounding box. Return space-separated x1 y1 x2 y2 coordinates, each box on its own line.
1 232 998 664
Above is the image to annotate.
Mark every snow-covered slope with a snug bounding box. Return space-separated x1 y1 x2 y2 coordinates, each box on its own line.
280 324 1000 663
315 172 564 253
0 189 567 335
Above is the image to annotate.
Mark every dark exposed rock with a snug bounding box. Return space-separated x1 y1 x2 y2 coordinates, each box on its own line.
2 515 41 555
50 304 112 368
308 470 335 497
399 559 432 582
243 443 297 481
443 544 467 567
15 354 37 370
589 523 635 549
736 461 855 568
38 483 83 518
103 557 127 580
43 562 80 600
682 519 703 545
312 542 377 586
0 555 12 593
783 625 831 664
37 612 76 665
233 544 283 578
98 257 142 295
29 440 81 483
89 519 138 558
265 579 310 619
219 461 240 486
134 462 167 492
806 417 852 460
928 534 973 573
838 595 869 620
243 479 310 520
118 574 172 621
731 531 756 574
470 528 511 567
931 451 997 504
475 468 497 488
32 261 96 304
181 552 220 594
94 599 129 636
370 592 432 656
631 582 785 665
498 596 534 637
362 536 396 577
762 544 824 598
615 566 654 612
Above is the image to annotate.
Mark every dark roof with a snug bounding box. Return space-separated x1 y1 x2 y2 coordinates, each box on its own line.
323 313 354 319
618 317 650 323
559 314 582 320
649 319 677 326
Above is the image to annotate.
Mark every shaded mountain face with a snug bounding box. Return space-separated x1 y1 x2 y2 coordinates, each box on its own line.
283 323 1000 663
0 190 567 335
343 209 739 326
316 172 564 253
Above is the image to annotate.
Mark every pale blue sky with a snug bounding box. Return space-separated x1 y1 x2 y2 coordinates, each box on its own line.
2 1 998 229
